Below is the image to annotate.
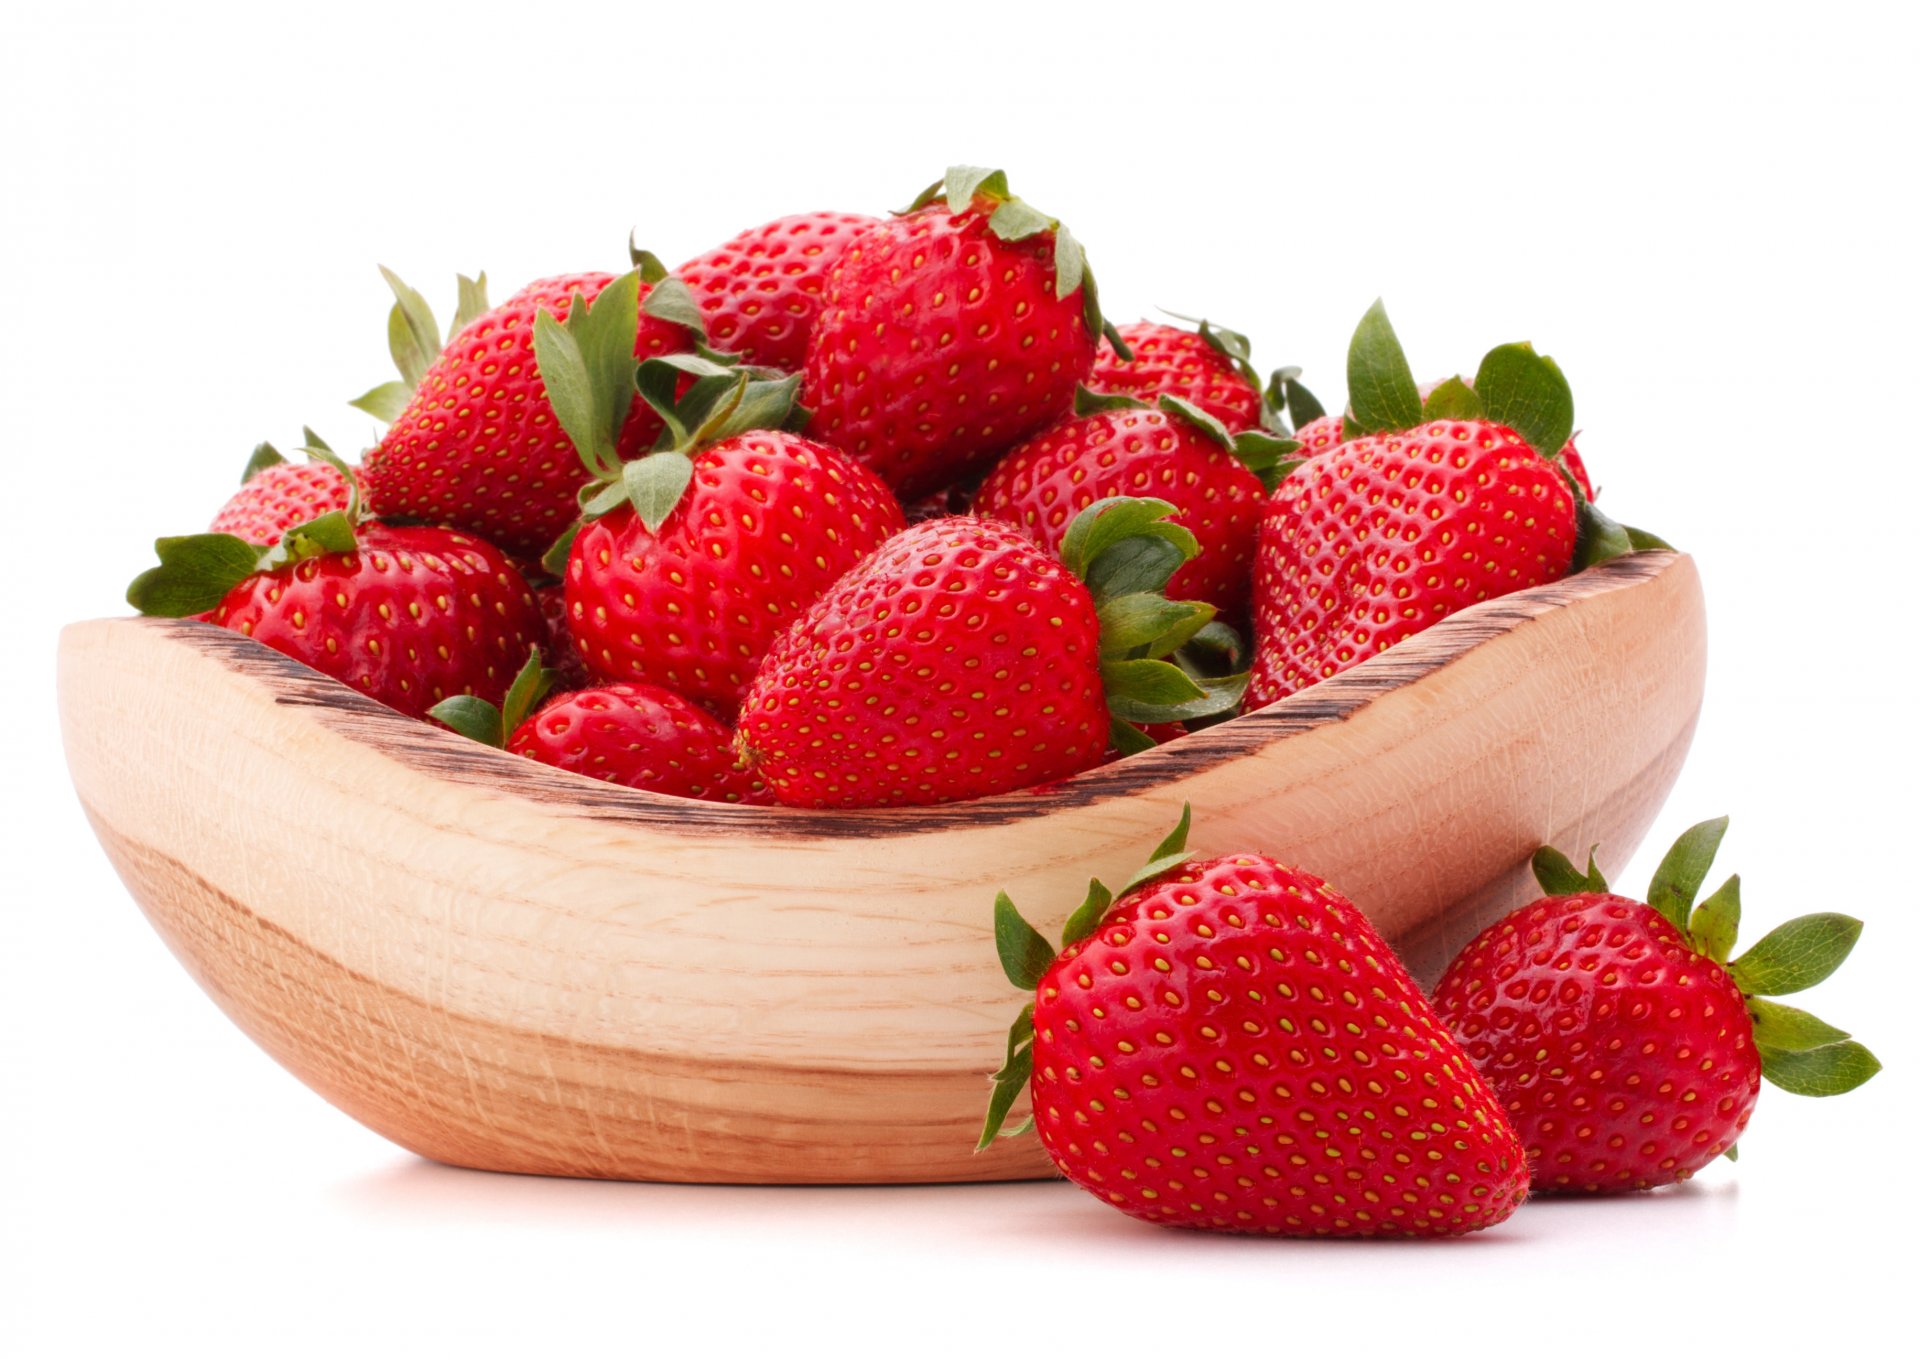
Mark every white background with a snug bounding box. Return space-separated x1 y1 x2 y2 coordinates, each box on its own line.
5 2 1916 1354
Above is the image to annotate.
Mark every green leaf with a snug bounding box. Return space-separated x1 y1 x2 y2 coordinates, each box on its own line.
628 239 669 283
640 276 708 335
533 307 608 472
349 380 414 424
1646 816 1730 931
1730 914 1864 996
701 373 802 445
1474 341 1575 459
498 647 555 736
1105 666 1246 724
1421 376 1484 422
988 197 1054 242
379 265 442 389
429 694 504 747
1108 718 1157 757
1102 657 1206 707
541 522 582 577
1277 372 1327 427
1689 874 1742 964
976 1012 1034 1150
944 165 1009 213
126 534 264 617
1146 802 1193 862
1531 844 1608 896
1747 997 1851 1053
1344 299 1421 435
1759 1040 1881 1097
1059 497 1195 588
1115 807 1195 895
1101 319 1133 362
1073 384 1146 416
1097 594 1209 658
567 271 641 455
1061 880 1115 949
622 452 697 534
452 272 490 333
240 442 285 483
1051 223 1085 302
994 892 1057 991
259 511 358 571
1724 1143 1739 1162
1229 430 1301 490
1626 525 1675 551
1179 620 1247 675
1157 394 1234 449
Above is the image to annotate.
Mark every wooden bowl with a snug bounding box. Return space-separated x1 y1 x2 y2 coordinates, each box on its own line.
57 551 1705 1184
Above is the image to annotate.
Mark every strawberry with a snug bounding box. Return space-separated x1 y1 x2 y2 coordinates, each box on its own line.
209 437 353 546
981 808 1530 1236
431 651 772 804
529 288 905 716
129 455 543 721
1087 319 1269 431
1245 301 1667 707
1291 389 1595 498
531 579 592 691
1433 820 1879 1193
359 265 699 557
802 166 1117 500
972 389 1297 616
737 498 1247 808
675 212 880 371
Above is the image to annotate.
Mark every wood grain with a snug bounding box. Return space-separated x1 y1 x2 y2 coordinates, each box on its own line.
57 551 1706 1183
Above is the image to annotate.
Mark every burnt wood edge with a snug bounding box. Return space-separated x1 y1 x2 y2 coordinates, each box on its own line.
69 553 1690 840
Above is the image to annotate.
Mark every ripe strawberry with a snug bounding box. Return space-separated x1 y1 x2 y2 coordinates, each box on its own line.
802 166 1115 500
530 290 905 716
430 651 772 804
130 459 543 721
360 266 697 557
209 437 353 546
981 808 1529 1236
675 212 880 370
737 499 1247 808
1433 820 1879 1193
1087 319 1268 431
973 390 1297 616
1246 302 1649 707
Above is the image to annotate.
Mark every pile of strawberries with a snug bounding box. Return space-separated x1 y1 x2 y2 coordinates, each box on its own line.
983 810 1878 1236
128 165 1664 809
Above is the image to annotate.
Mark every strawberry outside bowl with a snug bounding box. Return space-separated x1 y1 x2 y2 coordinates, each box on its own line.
56 549 1705 1184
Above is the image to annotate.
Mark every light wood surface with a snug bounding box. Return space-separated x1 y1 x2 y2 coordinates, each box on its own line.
57 551 1707 1183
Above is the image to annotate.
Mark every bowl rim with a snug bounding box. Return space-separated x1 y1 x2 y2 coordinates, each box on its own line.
82 551 1685 840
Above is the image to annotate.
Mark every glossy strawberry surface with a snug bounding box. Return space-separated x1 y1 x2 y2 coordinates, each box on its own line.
208 461 354 546
1247 419 1576 706
363 272 694 556
737 516 1108 807
803 204 1096 499
1088 322 1264 431
974 406 1266 615
565 431 904 717
209 524 543 720
507 681 772 804
1030 854 1529 1235
1433 893 1763 1193
676 212 878 370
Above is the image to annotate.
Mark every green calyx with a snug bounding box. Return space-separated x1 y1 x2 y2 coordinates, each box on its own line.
979 805 1194 1148
903 165 1120 357
533 274 802 568
1057 497 1249 744
349 265 490 424
1071 388 1302 491
1265 365 1327 434
1531 818 1881 1104
128 431 364 616
428 647 556 747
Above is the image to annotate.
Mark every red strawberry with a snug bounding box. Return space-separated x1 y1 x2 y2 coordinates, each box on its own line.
1290 412 1347 457
209 439 353 546
508 682 773 804
1087 319 1267 431
532 579 592 691
737 499 1245 808
360 266 697 557
802 166 1113 500
530 293 905 716
676 212 880 371
973 390 1296 616
982 809 1530 1236
1433 821 1878 1193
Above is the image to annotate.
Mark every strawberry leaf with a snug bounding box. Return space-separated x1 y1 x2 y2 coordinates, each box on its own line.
622 453 697 535
628 239 670 283
1269 368 1327 428
429 694 505 747
499 647 556 736
1748 997 1851 1053
349 380 413 424
1104 664 1245 723
1474 342 1574 459
1689 874 1742 964
976 1002 1035 1150
1108 718 1158 757
1647 816 1730 931
1061 880 1115 949
126 534 264 617
1758 1039 1882 1097
240 442 285 483
1730 914 1863 996
1344 299 1422 436
568 271 642 454
1531 844 1609 896
378 265 442 390
640 276 708 335
994 892 1057 991
1421 376 1484 422
1145 802 1193 862
1075 385 1146 417
1097 594 1212 659
452 272 490 333
1158 394 1235 449
541 522 582 578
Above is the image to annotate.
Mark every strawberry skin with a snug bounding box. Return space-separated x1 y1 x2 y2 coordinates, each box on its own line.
737 516 1109 807
1247 419 1576 706
362 273 693 557
565 431 905 717
506 681 773 804
973 406 1267 615
802 201 1096 500
676 212 879 371
208 524 544 720
1029 854 1529 1235
209 461 353 546
1293 412 1596 500
1433 893 1761 1193
1088 322 1264 431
